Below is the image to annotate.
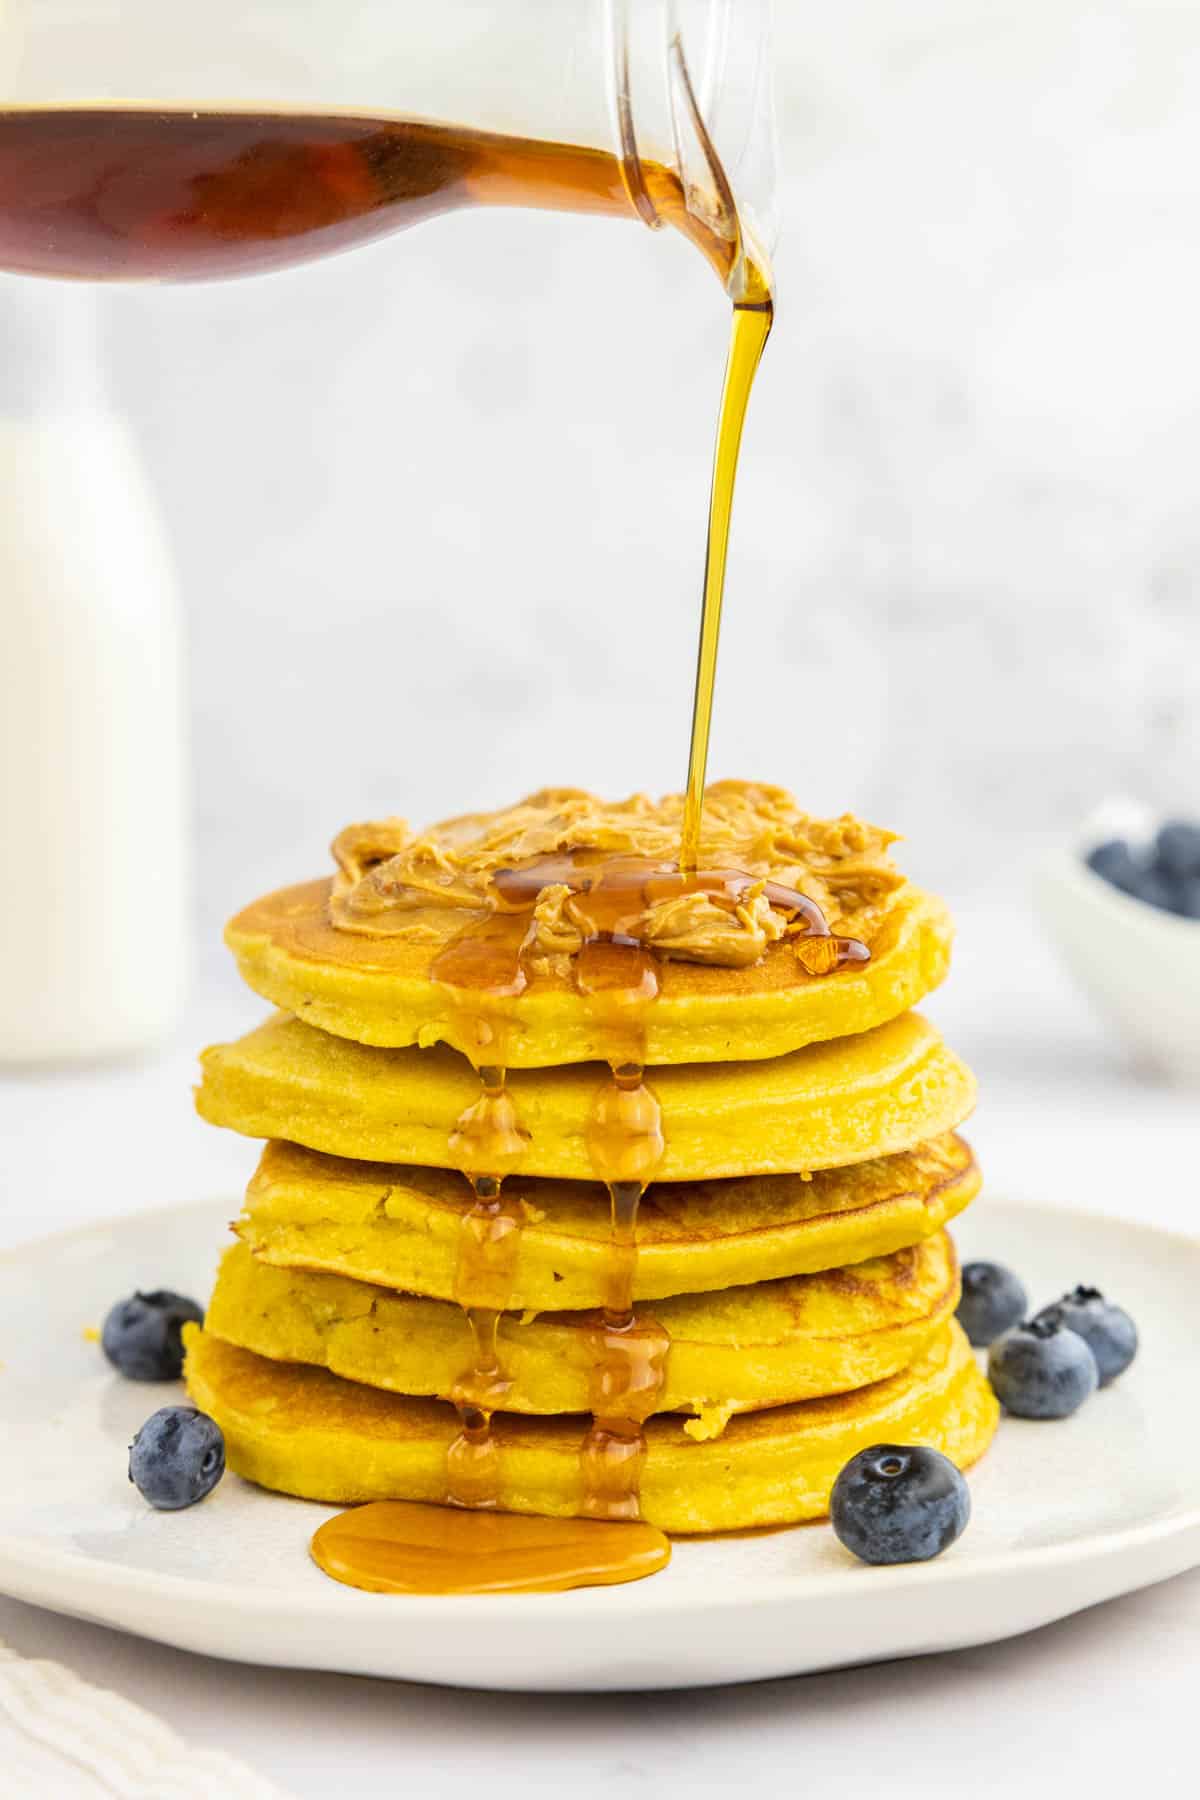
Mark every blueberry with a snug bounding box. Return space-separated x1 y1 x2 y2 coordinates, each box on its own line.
1154 819 1200 879
988 1318 1098 1419
1169 876 1200 920
1083 832 1200 916
1033 1286 1138 1386
830 1443 970 1566
1085 839 1142 893
101 1290 203 1381
1129 868 1181 914
129 1406 225 1510
956 1261 1028 1347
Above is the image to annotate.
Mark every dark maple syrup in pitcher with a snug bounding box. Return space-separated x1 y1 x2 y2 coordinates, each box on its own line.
0 102 779 1592
0 106 737 282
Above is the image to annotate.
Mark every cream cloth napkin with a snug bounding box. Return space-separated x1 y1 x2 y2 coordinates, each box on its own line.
0 1641 291 1799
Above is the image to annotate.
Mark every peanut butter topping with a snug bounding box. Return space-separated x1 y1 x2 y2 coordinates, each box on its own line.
329 782 900 972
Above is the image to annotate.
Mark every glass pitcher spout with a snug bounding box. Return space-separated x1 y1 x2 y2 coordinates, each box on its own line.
608 0 776 303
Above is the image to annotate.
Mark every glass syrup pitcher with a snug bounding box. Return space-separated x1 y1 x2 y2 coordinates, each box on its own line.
0 0 776 300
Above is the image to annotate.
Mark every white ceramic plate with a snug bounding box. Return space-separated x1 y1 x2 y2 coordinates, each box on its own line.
0 1198 1196 1692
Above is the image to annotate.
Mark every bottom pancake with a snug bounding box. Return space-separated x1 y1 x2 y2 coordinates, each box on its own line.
183 1319 997 1534
204 1233 961 1430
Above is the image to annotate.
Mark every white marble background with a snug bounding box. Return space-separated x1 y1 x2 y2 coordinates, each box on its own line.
86 0 1200 952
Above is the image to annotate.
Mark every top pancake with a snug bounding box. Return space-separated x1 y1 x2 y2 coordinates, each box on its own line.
224 786 953 1067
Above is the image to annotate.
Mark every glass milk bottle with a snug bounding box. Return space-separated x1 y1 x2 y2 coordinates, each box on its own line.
0 280 188 1060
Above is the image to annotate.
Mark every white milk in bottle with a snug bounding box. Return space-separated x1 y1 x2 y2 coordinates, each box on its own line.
0 281 188 1060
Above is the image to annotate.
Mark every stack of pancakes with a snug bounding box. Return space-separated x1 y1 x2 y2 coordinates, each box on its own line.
186 787 997 1535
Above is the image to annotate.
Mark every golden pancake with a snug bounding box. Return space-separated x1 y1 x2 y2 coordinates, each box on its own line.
236 1133 978 1308
205 1231 961 1425
183 1318 998 1533
227 879 951 1068
228 787 948 1070
197 1010 976 1181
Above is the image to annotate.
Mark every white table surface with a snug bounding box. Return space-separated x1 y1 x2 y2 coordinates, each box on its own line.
1 905 1196 1797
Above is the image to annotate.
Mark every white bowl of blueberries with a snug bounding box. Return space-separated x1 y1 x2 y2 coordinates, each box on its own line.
1037 809 1200 1083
